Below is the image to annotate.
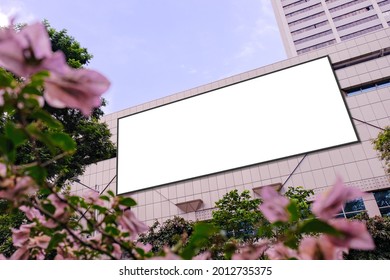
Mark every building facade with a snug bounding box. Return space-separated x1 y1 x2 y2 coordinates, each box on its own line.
71 2 390 225
272 0 390 57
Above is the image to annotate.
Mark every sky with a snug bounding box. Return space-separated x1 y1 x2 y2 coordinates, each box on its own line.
0 0 287 114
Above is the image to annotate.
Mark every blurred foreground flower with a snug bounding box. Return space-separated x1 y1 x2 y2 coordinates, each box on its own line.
0 20 110 116
258 179 375 260
311 177 363 220
258 186 290 223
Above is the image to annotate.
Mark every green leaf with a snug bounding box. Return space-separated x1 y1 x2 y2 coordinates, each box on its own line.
24 165 47 185
299 219 341 236
26 122 55 153
104 214 117 224
180 222 218 260
42 203 56 215
31 110 63 129
0 68 15 88
119 197 137 207
4 122 27 146
20 85 43 96
91 205 108 214
47 232 66 251
287 200 299 222
68 195 81 206
107 190 115 197
29 70 49 87
105 225 120 236
0 135 15 162
49 132 76 152
100 195 110 202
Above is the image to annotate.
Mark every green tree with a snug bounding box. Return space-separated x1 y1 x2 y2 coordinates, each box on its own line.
212 189 265 242
284 186 314 220
0 22 116 257
373 126 390 174
138 216 194 253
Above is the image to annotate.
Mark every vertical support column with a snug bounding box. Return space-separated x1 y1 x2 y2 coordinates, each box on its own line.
320 0 342 43
370 0 389 28
363 192 381 217
271 0 298 57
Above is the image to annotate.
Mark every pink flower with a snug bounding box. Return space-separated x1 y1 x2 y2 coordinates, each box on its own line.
11 223 35 247
0 22 55 77
327 219 375 250
135 242 153 253
258 186 290 223
55 243 77 260
19 205 57 228
29 235 51 249
83 190 105 207
232 241 269 260
0 254 6 260
112 243 122 259
47 193 69 221
312 178 362 220
44 68 110 116
193 252 212 260
0 176 37 205
265 243 299 260
117 210 148 237
0 21 110 116
10 246 29 260
0 163 6 178
298 236 344 260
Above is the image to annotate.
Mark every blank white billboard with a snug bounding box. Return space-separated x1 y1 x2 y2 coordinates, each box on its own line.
117 56 358 194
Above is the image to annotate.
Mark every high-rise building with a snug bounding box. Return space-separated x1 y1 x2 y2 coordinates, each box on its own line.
71 2 390 225
272 0 390 57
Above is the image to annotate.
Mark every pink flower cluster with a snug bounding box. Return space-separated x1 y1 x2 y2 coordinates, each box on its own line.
0 21 110 115
0 163 37 206
258 179 375 260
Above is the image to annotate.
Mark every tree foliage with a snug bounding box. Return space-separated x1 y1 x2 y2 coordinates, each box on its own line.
212 189 265 242
373 126 390 174
44 20 93 69
284 186 314 220
138 216 194 253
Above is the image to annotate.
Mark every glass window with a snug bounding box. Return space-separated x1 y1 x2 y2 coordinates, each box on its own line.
374 189 390 217
335 197 366 218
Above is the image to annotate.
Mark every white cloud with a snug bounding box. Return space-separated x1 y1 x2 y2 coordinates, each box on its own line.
0 0 36 26
235 12 279 59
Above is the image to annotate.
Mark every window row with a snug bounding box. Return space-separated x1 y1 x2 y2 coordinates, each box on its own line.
373 189 390 217
345 79 390 96
340 24 383 41
378 0 390 7
286 3 322 18
294 29 333 45
335 198 366 218
297 39 336 54
288 11 325 26
283 0 311 9
291 21 329 36
337 15 379 31
328 0 369 13
332 189 390 218
333 6 374 22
